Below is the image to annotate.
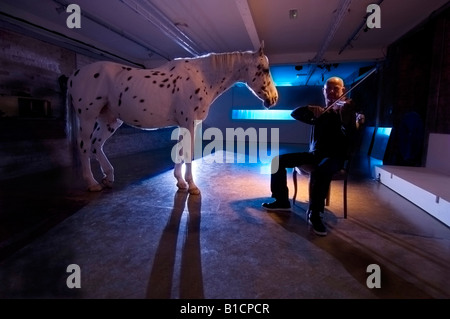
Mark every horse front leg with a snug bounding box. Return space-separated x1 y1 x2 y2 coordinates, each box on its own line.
172 124 200 195
185 123 200 195
184 162 200 195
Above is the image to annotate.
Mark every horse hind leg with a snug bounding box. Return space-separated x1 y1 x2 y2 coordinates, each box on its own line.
76 116 104 192
91 112 123 189
174 161 188 190
172 128 189 190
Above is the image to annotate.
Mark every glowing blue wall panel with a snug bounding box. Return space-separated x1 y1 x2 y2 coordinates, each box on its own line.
231 109 294 120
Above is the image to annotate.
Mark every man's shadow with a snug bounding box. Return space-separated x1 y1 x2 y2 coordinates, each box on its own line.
146 190 204 299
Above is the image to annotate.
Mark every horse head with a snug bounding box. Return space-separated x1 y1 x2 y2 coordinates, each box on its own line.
244 42 278 109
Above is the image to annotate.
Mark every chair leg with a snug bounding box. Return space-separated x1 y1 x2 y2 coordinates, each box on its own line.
343 179 348 219
292 170 298 205
325 188 330 206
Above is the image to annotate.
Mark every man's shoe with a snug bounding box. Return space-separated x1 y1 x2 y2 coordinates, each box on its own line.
308 213 327 236
262 200 291 211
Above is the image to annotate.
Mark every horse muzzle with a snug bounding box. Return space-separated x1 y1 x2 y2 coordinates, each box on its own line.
264 94 278 108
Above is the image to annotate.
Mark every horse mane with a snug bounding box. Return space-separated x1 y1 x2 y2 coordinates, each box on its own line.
175 50 254 68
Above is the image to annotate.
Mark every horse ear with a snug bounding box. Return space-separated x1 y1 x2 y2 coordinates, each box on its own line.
259 41 265 55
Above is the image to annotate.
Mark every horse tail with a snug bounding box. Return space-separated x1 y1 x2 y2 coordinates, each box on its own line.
63 75 80 169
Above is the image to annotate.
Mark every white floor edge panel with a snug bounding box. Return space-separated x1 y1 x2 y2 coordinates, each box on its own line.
375 165 450 227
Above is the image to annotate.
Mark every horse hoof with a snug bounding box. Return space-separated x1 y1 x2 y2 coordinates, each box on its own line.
102 178 114 188
88 184 103 192
189 188 201 195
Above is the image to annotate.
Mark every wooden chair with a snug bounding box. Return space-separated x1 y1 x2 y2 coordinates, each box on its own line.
292 159 350 219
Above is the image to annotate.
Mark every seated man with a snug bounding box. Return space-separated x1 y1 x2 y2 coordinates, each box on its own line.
262 76 357 236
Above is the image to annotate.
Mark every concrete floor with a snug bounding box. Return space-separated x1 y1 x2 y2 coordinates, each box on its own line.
0 144 449 299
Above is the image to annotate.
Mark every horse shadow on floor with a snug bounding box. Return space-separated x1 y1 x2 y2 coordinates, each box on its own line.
146 190 204 299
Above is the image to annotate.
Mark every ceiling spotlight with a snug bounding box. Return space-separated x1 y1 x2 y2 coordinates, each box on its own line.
289 9 298 19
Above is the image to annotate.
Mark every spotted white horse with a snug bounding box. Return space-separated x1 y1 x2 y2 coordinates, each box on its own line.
67 44 278 194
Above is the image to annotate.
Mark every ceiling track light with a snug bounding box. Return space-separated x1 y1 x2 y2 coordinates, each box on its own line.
306 0 352 85
120 0 203 57
339 0 384 55
52 0 168 61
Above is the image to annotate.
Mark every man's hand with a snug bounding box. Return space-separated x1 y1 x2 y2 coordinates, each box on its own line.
331 100 346 112
308 105 324 118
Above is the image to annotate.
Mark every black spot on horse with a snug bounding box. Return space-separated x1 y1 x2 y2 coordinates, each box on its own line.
195 88 200 94
80 141 84 149
140 99 145 103
78 108 82 114
96 96 102 100
127 76 133 81
78 98 82 102
125 87 129 92
74 69 80 76
145 75 151 78
194 107 199 111
91 138 97 144
94 73 100 78
170 66 176 71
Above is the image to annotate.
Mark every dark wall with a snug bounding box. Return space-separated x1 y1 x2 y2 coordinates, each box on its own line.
0 28 174 180
377 4 450 166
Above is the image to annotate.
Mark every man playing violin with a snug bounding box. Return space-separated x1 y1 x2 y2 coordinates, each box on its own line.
262 76 357 236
